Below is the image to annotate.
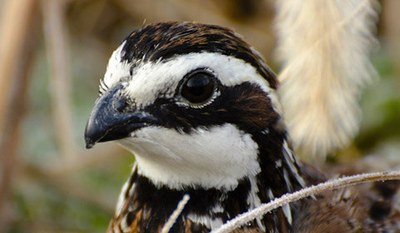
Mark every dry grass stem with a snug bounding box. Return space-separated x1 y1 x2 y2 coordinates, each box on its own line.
42 0 76 160
161 194 190 233
0 0 39 229
0 0 37 138
213 170 400 233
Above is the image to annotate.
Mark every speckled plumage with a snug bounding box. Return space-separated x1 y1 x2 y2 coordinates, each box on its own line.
85 22 400 233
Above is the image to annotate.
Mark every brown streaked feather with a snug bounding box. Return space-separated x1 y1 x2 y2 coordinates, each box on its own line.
293 163 400 233
294 183 400 233
294 188 364 233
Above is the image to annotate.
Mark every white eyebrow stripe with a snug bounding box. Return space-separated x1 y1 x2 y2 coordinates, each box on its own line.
103 51 281 114
103 41 131 88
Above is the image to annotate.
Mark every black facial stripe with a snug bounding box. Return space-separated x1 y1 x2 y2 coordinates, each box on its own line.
145 81 279 135
120 22 277 89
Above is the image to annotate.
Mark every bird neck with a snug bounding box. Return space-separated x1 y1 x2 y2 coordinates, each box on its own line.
253 127 306 200
249 127 307 231
113 128 306 232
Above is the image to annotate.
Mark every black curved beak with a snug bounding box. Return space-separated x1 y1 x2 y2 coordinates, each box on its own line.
84 84 156 149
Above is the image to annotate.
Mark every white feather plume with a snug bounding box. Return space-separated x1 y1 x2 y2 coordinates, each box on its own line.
274 0 380 160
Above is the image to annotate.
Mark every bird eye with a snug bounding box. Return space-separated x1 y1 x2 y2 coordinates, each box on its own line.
181 70 216 105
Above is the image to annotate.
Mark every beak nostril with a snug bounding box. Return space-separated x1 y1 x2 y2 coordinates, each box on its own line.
114 98 128 113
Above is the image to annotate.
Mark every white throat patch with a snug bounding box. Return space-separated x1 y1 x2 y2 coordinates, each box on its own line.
118 123 261 190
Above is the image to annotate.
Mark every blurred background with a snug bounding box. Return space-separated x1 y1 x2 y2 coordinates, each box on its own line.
0 0 399 232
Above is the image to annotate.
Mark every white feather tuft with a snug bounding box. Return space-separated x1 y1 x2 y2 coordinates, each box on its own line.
274 0 380 160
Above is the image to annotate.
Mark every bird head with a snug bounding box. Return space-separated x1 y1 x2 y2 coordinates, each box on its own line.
85 22 295 192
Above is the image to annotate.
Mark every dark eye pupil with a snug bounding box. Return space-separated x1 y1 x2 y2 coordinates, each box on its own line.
181 72 215 104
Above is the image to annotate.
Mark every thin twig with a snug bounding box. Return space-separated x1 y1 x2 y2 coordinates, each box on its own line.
212 170 400 233
0 0 39 230
161 194 190 233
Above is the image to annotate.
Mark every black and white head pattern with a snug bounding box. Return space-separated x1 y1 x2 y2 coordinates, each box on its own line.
85 22 308 232
93 22 301 192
